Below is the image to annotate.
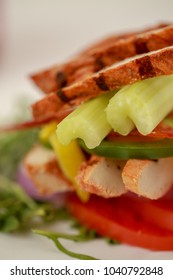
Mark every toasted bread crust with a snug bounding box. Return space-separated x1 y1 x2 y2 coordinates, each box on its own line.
32 46 173 119
32 92 64 120
31 23 171 94
57 46 173 101
32 93 88 120
80 23 169 55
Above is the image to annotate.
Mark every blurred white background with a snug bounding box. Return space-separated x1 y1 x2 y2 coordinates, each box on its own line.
0 0 173 118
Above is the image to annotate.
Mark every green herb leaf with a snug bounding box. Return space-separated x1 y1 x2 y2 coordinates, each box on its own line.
33 229 99 260
0 175 69 232
2 216 20 232
0 129 39 179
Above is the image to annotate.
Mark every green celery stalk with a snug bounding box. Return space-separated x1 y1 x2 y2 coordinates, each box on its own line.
106 75 173 135
57 92 115 149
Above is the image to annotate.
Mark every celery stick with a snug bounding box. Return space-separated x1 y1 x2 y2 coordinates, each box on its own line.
106 75 173 135
57 92 115 149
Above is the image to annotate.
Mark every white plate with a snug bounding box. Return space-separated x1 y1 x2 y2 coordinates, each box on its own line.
1 0 173 260
1 221 173 260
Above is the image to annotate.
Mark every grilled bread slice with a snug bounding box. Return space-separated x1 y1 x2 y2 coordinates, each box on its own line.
32 46 173 120
31 23 171 94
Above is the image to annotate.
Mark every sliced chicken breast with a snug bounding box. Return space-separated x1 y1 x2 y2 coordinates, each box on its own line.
76 155 126 198
24 144 73 196
122 157 173 199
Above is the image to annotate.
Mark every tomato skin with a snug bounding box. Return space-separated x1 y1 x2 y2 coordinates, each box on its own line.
67 194 173 251
124 193 173 233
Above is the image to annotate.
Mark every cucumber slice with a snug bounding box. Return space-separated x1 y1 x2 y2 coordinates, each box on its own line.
79 138 173 159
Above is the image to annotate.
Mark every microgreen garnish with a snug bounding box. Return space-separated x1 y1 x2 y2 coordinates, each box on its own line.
33 229 99 260
0 175 68 232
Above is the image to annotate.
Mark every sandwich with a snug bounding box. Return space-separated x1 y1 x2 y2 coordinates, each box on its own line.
11 23 173 251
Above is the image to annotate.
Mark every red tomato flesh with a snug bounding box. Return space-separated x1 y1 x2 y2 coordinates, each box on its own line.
124 192 173 233
67 193 173 251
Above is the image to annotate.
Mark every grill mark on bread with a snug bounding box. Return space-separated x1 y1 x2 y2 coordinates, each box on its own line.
57 89 70 102
56 71 67 88
136 55 156 79
134 38 149 54
94 74 110 90
94 56 106 71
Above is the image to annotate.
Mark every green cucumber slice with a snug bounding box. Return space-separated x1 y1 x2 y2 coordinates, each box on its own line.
79 138 173 159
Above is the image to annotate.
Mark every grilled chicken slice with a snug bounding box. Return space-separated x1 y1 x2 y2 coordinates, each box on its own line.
122 157 173 199
24 144 73 196
31 23 169 94
76 155 126 198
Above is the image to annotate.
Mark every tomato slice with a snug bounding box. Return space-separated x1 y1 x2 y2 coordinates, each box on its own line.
117 193 173 233
67 194 173 251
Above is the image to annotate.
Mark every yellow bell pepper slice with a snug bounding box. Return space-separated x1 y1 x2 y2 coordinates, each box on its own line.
39 121 57 143
39 122 89 201
49 132 89 202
